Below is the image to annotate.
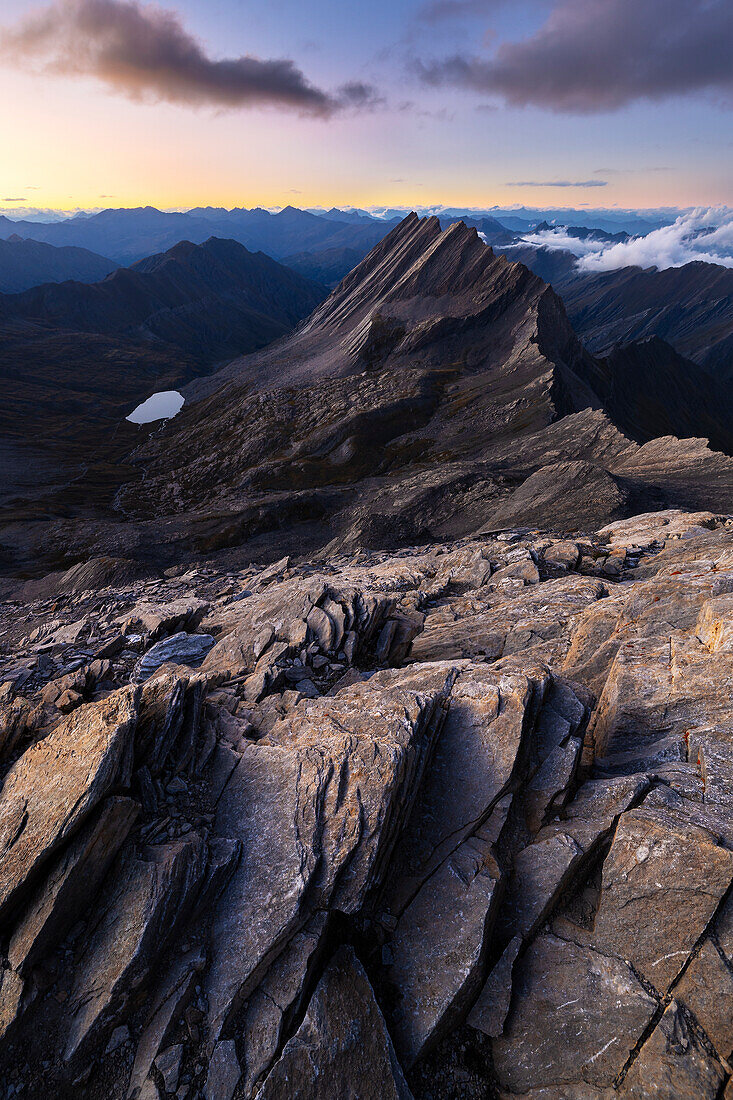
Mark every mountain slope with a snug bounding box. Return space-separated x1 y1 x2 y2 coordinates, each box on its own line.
497 242 579 287
573 335 733 454
0 238 327 515
0 236 326 360
282 246 368 287
0 235 116 293
560 260 733 374
494 246 733 381
102 214 733 571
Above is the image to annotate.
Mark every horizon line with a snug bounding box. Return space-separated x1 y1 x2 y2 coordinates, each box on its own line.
0 200 704 221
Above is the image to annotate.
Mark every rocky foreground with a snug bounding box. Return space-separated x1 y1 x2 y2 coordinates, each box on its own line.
1 508 733 1098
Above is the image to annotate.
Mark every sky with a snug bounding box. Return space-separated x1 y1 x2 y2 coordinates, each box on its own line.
0 0 731 214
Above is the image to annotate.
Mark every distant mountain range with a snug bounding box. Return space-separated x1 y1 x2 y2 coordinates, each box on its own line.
0 234 116 293
1 212 733 573
0 237 326 507
2 200 730 376
105 214 733 572
282 246 368 287
0 236 325 359
532 222 631 244
3 208 733 546
0 205 402 266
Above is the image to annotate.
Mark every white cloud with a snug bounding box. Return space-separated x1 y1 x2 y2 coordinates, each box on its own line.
518 207 733 272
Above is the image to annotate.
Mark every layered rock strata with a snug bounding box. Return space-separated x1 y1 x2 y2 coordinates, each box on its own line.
0 509 732 1097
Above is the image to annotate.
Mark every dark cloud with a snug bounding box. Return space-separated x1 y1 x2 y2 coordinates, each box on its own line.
3 196 27 201
417 0 733 112
1 0 379 116
506 179 608 188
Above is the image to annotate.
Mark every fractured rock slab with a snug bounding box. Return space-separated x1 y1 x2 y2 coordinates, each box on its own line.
127 946 205 1099
255 947 412 1100
8 795 139 973
203 680 446 1042
381 662 547 914
467 934 522 1039
492 933 658 1093
238 913 328 1099
0 686 138 921
593 807 733 991
674 938 733 1061
65 834 207 1059
619 1000 725 1099
388 819 503 1066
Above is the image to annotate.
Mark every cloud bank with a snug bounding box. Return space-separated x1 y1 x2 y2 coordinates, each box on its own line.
417 0 733 112
521 208 733 272
0 0 378 115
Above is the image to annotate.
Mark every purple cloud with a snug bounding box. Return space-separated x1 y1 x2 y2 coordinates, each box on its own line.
1 0 379 116
417 0 733 112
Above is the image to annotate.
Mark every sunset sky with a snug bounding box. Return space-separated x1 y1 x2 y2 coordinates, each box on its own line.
0 0 731 214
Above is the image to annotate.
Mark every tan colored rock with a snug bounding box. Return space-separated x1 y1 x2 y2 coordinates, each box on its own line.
490 558 540 586
203 578 395 682
431 547 493 592
697 593 733 652
619 1000 726 1099
589 629 733 763
410 575 605 664
0 967 24 1041
8 796 139 973
0 686 138 921
598 509 720 549
544 540 580 569
120 596 209 641
593 808 733 991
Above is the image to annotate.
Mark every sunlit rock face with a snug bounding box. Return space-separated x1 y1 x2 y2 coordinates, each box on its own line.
0 508 732 1097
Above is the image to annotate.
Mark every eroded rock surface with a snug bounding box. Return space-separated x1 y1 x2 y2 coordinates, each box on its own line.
0 508 732 1097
